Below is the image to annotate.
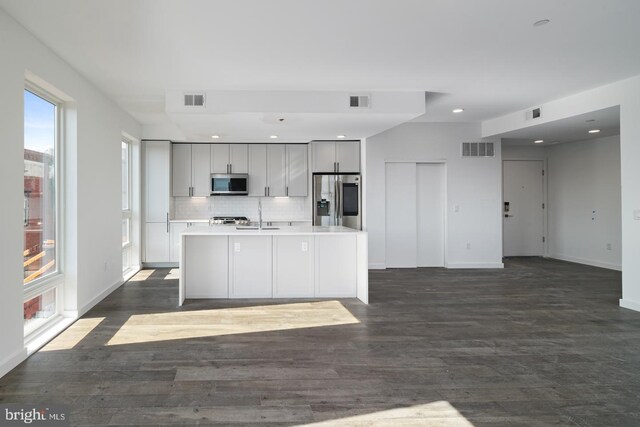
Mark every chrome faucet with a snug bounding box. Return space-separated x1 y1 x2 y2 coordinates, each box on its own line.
258 199 263 230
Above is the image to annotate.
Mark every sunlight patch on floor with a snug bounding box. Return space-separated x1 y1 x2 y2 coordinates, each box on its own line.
128 269 156 281
299 401 474 426
40 317 105 351
165 268 180 280
107 300 359 346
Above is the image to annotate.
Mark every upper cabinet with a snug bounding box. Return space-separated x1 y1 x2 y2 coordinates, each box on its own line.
248 144 307 197
211 144 248 174
286 144 308 197
172 144 211 197
312 141 360 173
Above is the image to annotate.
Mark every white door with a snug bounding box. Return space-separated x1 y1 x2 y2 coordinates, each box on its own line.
191 144 211 196
336 141 360 173
229 144 248 173
417 163 445 267
286 145 308 197
211 144 229 173
144 222 170 262
144 141 170 222
267 144 286 197
503 160 544 256
385 163 417 268
248 144 268 196
171 144 191 197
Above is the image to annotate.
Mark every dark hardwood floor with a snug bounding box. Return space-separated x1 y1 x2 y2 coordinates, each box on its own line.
2 258 640 426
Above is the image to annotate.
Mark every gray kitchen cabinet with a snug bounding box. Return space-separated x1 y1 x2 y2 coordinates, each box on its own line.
184 236 229 298
229 236 273 298
273 235 314 297
315 235 357 297
143 140 171 264
172 144 210 197
248 144 268 196
286 144 308 197
211 143 248 174
267 144 286 197
311 141 360 173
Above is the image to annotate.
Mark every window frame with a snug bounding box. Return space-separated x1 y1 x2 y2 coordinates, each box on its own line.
122 138 133 274
23 83 65 337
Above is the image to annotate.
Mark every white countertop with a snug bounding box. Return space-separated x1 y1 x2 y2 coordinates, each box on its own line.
182 224 366 236
170 219 312 223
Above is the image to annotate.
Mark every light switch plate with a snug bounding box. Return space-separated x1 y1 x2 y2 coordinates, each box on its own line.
634 210 640 220
234 242 241 252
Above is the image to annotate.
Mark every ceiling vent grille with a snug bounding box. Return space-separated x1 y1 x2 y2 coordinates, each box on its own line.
525 107 542 120
184 93 205 107
462 142 495 158
349 95 371 108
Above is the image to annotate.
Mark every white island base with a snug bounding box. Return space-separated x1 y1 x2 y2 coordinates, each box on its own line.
178 225 368 305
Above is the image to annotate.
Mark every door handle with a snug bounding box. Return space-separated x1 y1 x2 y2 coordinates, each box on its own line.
504 214 513 218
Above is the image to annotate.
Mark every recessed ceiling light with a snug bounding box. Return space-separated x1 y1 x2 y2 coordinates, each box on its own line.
534 139 544 144
211 135 220 139
585 119 595 123
270 135 278 139
337 135 346 139
452 108 464 113
588 129 601 134
533 19 550 27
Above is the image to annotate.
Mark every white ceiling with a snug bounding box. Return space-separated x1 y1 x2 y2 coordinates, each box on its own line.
500 106 620 146
2 0 640 140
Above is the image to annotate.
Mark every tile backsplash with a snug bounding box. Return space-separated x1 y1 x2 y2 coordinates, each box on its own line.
172 196 311 222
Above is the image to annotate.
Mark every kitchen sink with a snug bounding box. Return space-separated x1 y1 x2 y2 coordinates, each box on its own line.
235 226 280 230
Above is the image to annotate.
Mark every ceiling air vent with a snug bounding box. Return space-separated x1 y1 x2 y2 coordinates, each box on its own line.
462 142 495 158
349 94 371 108
525 107 542 120
184 93 205 107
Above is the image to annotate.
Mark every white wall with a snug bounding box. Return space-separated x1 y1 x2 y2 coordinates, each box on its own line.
547 136 621 270
366 122 503 269
484 76 640 311
502 145 545 161
0 9 141 377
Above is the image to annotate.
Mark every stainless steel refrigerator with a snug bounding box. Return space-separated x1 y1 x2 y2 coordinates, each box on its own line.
312 174 361 230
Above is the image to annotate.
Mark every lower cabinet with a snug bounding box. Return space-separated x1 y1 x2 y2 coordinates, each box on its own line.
184 236 229 298
229 236 273 298
273 236 314 297
315 235 357 297
144 222 170 263
170 222 189 263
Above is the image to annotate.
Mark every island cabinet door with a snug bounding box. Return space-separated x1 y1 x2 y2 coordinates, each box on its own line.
184 236 229 298
315 235 357 297
273 236 314 297
229 236 273 298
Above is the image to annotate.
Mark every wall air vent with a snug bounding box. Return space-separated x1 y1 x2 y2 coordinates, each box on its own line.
184 93 205 107
525 107 542 120
462 142 495 158
349 94 371 108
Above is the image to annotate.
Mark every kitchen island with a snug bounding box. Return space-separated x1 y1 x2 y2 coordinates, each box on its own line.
178 225 368 305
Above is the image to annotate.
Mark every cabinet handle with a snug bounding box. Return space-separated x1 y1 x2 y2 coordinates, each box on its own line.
268 187 270 196
166 212 169 233
337 162 340 173
286 186 289 196
264 187 267 196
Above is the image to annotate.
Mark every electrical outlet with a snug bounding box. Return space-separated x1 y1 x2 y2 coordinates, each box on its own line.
466 242 471 250
103 261 108 271
634 210 640 220
454 205 460 213
607 243 612 251
301 241 308 252
234 242 241 252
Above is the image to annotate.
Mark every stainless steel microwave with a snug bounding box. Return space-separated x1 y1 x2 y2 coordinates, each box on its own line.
211 173 249 195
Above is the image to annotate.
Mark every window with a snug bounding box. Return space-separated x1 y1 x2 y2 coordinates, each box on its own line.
122 139 133 273
23 87 62 335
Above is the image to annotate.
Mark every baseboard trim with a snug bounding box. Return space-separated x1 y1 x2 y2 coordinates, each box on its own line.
547 254 621 271
368 263 386 270
446 262 504 269
0 348 28 379
142 262 178 268
620 299 640 312
78 279 125 317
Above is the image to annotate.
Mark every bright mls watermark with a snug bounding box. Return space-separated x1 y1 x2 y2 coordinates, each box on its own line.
1 405 69 426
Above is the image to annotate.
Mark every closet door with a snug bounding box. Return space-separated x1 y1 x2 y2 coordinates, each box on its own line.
385 163 417 268
417 163 445 267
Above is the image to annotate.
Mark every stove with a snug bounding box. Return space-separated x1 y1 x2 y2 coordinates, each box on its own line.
210 216 250 225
